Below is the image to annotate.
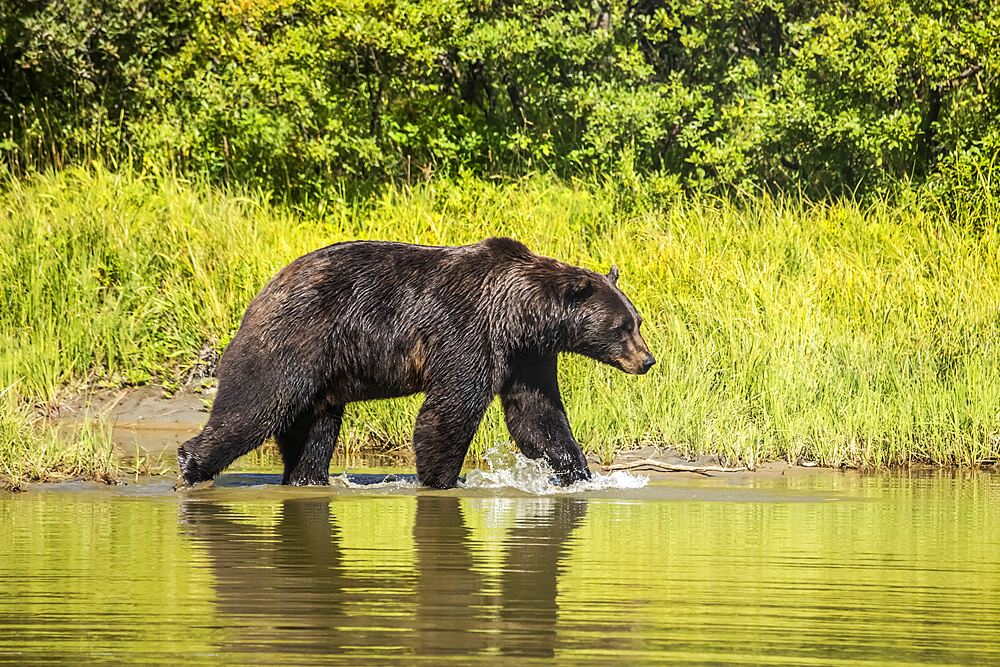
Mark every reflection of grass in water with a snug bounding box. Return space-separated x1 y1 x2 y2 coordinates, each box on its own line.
2 165 999 481
239 438 418 473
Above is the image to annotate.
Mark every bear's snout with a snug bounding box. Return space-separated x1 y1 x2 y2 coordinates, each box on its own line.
638 354 656 374
622 352 655 375
614 348 656 374
617 331 655 375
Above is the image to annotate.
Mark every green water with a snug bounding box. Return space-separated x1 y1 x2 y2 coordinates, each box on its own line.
2 470 998 664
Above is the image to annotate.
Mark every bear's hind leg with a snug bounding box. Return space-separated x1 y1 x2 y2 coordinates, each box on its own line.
278 403 344 486
500 356 591 485
178 415 271 487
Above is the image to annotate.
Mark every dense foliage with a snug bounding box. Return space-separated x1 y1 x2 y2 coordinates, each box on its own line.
2 0 997 196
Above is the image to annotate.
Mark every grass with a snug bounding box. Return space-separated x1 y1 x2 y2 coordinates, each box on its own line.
0 383 123 490
1 164 999 484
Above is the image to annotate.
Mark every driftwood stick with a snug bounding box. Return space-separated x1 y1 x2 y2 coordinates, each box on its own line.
603 459 748 474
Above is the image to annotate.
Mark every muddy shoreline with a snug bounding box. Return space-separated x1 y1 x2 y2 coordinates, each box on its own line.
43 385 988 487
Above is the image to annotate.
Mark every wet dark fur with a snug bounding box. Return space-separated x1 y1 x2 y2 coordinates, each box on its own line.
177 237 655 489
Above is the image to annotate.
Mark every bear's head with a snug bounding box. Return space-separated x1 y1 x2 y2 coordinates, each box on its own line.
564 265 656 375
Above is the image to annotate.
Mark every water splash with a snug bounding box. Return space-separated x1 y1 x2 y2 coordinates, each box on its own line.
462 445 648 494
324 446 648 493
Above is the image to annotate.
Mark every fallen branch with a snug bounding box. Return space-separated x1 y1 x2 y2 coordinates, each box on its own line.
603 459 748 474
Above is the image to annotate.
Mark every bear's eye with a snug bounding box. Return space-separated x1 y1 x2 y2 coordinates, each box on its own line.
617 321 631 334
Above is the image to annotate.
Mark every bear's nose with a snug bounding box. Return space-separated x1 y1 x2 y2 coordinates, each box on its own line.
639 355 656 374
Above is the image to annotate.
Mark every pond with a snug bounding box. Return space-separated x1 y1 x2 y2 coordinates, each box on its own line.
2 461 998 664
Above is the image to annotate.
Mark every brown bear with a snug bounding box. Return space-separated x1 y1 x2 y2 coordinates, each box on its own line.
177 237 654 489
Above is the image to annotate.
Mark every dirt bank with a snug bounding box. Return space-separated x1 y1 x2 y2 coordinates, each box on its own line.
51 384 211 464
46 385 845 482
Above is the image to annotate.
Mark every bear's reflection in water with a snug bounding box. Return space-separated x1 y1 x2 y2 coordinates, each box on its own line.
179 494 587 659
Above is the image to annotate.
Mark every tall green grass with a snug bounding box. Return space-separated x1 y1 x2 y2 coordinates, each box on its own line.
0 383 127 489
2 165 998 480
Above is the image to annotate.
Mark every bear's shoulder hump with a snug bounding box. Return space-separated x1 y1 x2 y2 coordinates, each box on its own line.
481 236 533 260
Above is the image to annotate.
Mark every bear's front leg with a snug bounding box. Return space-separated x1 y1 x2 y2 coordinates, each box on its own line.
413 388 492 489
500 356 591 485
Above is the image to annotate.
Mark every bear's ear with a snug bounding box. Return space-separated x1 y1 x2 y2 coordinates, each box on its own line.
607 265 619 285
564 275 595 306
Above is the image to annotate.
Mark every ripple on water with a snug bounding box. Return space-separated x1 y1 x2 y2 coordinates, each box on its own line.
2 460 998 664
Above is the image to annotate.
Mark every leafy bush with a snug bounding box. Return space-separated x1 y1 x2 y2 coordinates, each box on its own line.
1 0 997 196
0 0 195 168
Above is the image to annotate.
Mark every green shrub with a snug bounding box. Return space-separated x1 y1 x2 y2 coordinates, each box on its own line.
2 0 996 196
